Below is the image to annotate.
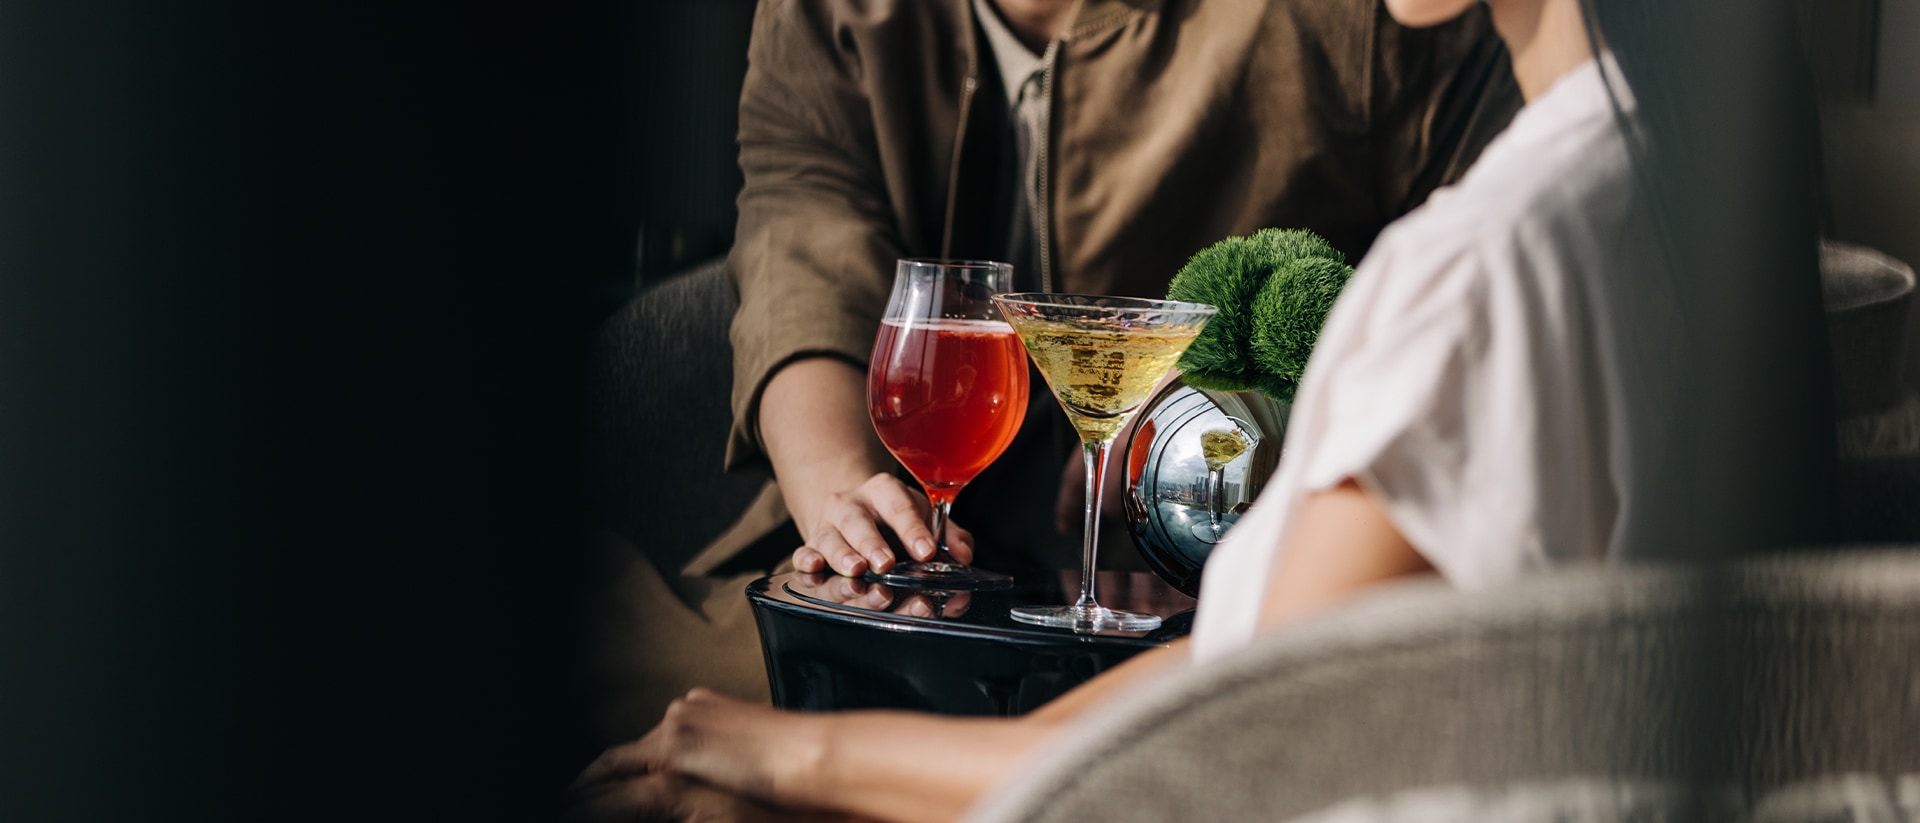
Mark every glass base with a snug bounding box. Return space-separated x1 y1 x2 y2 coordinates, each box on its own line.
872 561 1013 591
1190 521 1229 544
1010 603 1162 633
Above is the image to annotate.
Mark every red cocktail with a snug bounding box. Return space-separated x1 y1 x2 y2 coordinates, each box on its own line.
869 318 1028 504
865 259 1024 589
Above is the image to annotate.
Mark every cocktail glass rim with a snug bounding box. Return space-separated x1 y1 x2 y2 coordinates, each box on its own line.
900 257 1014 269
991 292 1219 317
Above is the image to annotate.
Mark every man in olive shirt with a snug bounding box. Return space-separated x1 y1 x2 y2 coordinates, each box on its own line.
591 0 1518 738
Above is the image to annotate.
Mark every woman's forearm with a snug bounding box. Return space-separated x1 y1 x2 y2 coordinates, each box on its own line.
802 641 1191 822
802 712 1056 823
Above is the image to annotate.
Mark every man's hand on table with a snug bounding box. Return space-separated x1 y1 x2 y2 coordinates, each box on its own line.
790 472 975 577
760 357 975 579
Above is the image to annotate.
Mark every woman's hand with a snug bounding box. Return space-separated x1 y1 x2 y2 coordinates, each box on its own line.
575 689 1048 823
574 690 827 810
567 771 861 823
790 473 975 577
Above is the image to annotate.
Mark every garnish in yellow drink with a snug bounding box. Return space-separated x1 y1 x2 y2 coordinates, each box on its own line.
1005 320 1199 443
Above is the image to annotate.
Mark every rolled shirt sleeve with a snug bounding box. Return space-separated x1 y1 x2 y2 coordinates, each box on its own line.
724 0 906 474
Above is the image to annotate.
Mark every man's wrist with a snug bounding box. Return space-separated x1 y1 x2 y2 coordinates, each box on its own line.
759 357 897 537
781 461 893 537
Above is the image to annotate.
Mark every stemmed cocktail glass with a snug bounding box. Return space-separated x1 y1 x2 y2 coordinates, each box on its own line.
992 293 1216 631
1191 420 1258 544
866 260 1026 590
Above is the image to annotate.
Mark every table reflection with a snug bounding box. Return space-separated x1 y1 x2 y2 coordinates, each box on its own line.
751 570 1196 714
789 572 973 619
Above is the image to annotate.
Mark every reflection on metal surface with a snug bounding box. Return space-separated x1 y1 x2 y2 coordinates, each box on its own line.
1122 378 1288 596
1191 421 1259 544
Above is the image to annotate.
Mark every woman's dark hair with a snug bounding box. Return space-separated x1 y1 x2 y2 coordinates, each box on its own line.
1578 0 1836 555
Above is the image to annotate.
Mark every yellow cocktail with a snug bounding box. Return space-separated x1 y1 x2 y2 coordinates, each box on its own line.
993 293 1217 632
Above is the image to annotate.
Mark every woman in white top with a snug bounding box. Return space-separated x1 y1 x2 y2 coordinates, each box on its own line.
570 0 1832 820
1192 47 1676 659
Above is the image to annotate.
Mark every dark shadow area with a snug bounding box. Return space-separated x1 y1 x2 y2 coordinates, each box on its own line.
589 259 765 576
1 2 641 819
632 0 757 289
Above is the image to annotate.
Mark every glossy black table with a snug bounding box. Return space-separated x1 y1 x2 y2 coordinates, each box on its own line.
748 570 1196 716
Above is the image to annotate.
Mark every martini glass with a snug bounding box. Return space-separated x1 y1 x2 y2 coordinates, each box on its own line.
1190 420 1259 544
993 293 1216 631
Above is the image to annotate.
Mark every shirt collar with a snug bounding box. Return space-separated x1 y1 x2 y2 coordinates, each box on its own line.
973 0 1049 103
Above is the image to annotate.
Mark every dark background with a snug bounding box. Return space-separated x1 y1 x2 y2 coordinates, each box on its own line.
0 1 1908 820
634 0 757 287
0 1 722 819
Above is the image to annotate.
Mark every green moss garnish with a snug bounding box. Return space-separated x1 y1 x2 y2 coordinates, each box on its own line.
1165 228 1353 402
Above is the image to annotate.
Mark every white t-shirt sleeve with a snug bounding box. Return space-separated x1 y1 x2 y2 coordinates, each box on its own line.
1191 58 1635 665
1293 228 1606 589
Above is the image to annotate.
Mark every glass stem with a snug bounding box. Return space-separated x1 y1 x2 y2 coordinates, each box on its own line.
1075 440 1109 610
1208 466 1226 529
926 496 955 565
